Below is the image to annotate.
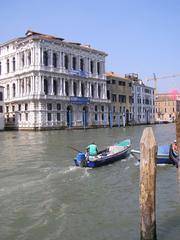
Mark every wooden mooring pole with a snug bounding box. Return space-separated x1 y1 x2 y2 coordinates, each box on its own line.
176 112 180 181
140 127 157 240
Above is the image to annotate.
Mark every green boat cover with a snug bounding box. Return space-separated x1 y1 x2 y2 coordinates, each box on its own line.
114 139 130 147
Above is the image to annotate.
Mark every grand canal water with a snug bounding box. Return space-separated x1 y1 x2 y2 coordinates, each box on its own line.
0 124 180 240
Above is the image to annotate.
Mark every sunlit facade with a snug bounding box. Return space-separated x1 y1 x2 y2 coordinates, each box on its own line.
155 93 180 122
0 30 110 130
0 85 4 130
125 73 155 124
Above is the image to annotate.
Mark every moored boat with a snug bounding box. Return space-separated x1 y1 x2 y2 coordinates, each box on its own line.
74 139 131 168
131 143 179 167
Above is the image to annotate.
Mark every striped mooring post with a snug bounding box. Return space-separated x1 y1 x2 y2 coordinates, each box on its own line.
140 127 157 240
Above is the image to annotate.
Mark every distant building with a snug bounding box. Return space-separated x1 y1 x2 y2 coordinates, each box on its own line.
155 93 180 122
125 73 155 124
106 72 133 126
0 85 4 130
0 30 110 130
177 96 180 112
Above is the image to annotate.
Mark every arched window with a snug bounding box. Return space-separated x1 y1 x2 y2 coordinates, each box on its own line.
13 57 16 71
90 60 93 73
64 55 68 69
73 82 77 96
53 53 57 68
97 62 100 75
12 83 16 97
22 80 24 94
43 51 48 66
7 59 9 73
98 84 101 98
22 53 25 67
72 57 76 70
81 83 84 97
28 79 31 93
65 81 69 96
80 58 84 71
28 51 31 65
91 85 94 98
7 84 10 98
44 79 48 95
53 79 57 95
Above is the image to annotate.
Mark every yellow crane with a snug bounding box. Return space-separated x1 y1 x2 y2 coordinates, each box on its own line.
146 73 180 94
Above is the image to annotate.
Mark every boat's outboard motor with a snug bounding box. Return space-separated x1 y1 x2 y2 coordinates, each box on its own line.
75 152 87 167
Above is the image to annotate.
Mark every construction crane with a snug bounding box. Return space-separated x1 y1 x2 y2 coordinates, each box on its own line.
146 73 180 94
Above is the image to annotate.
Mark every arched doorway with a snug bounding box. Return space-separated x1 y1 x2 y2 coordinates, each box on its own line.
67 105 73 127
82 106 88 127
126 109 129 125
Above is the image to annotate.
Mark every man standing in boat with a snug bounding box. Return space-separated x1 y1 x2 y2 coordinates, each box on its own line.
86 142 98 160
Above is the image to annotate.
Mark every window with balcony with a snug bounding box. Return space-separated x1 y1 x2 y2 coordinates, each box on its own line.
0 106 3 113
72 57 76 70
53 79 57 95
81 83 84 97
97 62 100 75
44 79 48 95
65 81 69 96
7 59 9 73
64 55 68 69
73 82 77 96
28 51 31 65
57 103 61 110
53 53 57 68
13 57 16 71
12 83 16 97
7 84 10 98
91 85 94 98
90 60 93 73
22 53 25 67
47 113 51 121
43 51 48 66
47 103 52 110
98 85 101 98
80 58 84 71
25 103 28 111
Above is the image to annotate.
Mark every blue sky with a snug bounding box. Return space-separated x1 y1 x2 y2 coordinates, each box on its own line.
0 0 180 93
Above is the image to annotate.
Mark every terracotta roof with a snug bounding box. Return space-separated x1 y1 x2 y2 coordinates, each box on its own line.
25 30 65 41
106 71 128 80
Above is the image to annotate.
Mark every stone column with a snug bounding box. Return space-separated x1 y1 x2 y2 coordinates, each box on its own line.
96 83 98 98
78 80 82 97
77 55 80 72
71 79 74 96
58 52 61 69
40 47 42 66
49 50 53 67
63 79 66 96
51 76 54 95
60 78 63 96
89 83 92 97
94 60 97 77
61 52 65 70
39 75 42 94
69 54 72 71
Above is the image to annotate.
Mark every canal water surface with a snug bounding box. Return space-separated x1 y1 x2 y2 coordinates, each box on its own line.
0 124 180 240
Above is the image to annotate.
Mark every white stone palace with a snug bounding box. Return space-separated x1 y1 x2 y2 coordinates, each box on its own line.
0 30 110 130
125 73 155 124
0 85 4 130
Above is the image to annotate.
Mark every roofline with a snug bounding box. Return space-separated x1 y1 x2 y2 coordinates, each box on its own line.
0 30 108 56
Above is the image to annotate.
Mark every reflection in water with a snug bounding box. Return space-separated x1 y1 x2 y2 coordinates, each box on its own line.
0 124 180 240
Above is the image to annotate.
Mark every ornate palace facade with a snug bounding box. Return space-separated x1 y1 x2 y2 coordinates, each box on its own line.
0 30 110 130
